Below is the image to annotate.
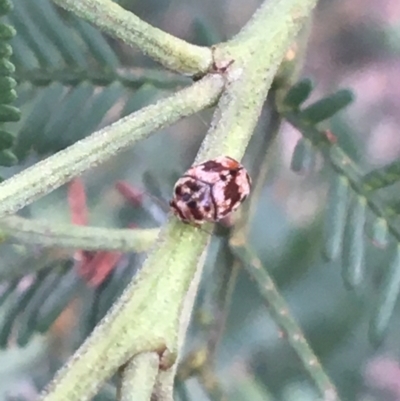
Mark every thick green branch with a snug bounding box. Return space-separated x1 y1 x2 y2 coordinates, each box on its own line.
38 0 318 400
119 353 159 401
40 220 210 401
0 216 158 252
159 248 207 401
235 0 311 43
0 75 224 218
200 0 316 160
51 0 212 75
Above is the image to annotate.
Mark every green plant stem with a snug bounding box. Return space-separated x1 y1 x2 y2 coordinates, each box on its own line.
152 248 206 401
206 253 239 362
178 238 238 400
230 237 339 401
232 373 275 401
200 0 316 161
119 353 159 401
246 106 282 229
362 159 400 191
50 0 212 75
197 368 227 401
0 75 224 218
0 216 158 252
40 219 210 401
37 0 317 400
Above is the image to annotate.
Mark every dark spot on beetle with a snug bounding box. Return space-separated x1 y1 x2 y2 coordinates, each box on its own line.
209 190 219 221
186 181 200 192
204 205 211 212
181 193 191 202
219 174 227 181
175 186 182 196
224 180 241 205
190 206 204 221
201 160 225 172
187 200 197 209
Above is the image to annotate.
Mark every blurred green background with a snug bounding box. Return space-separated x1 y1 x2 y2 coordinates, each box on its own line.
1 0 400 400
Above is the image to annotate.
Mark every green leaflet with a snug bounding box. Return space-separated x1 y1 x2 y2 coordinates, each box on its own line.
0 42 11 58
0 271 48 348
282 77 313 109
0 0 19 170
35 267 85 334
14 82 65 158
300 89 354 124
323 174 349 261
0 128 14 147
0 58 14 75
290 137 315 174
0 87 16 103
0 22 15 40
362 159 400 191
0 0 13 16
0 278 18 306
0 148 16 165
341 195 367 289
370 244 400 345
191 17 223 47
370 217 388 248
16 269 64 347
0 104 20 121
0 75 15 92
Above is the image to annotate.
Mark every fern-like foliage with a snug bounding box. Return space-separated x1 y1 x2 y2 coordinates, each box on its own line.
0 0 20 172
280 78 400 345
7 0 188 159
2 1 400 400
0 254 141 348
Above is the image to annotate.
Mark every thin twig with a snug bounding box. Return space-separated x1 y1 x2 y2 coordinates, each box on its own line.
189 238 238 401
245 102 282 229
207 256 240 362
0 215 158 252
197 368 227 401
229 236 340 401
153 246 208 401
